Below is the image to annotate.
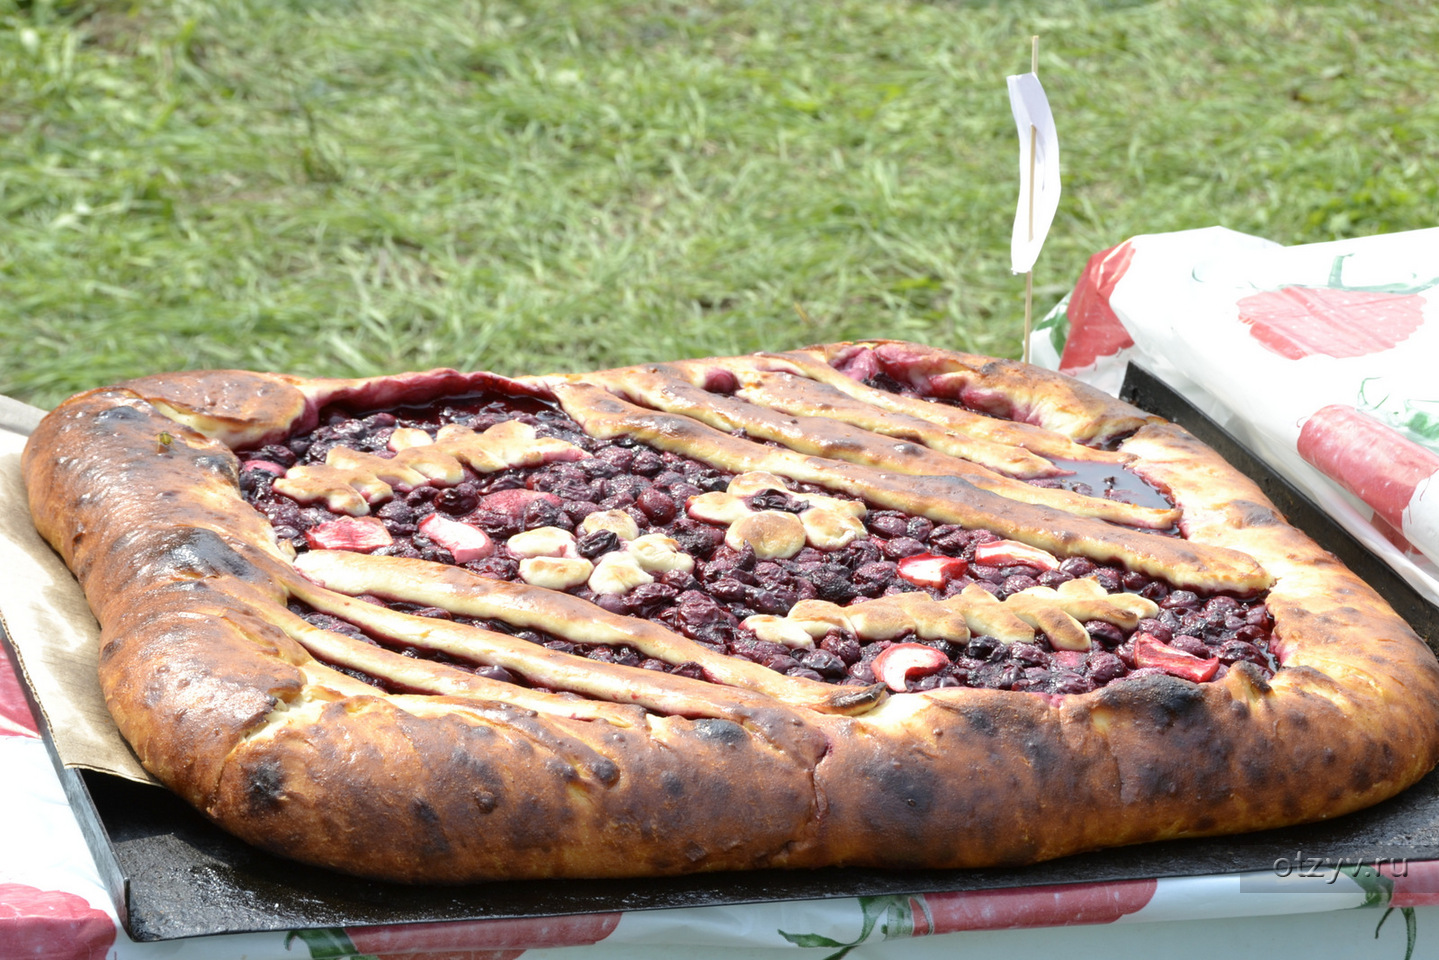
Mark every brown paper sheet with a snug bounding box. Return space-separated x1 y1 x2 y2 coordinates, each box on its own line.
0 409 158 785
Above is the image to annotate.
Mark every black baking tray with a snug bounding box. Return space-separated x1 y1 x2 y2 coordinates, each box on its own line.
12 361 1439 942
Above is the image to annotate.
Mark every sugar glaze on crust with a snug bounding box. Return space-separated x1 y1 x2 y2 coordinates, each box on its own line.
23 340 1439 882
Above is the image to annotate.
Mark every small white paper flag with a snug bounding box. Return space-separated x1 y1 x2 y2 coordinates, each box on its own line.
1008 72 1061 275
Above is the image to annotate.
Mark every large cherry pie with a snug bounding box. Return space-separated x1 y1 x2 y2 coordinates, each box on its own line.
23 341 1439 882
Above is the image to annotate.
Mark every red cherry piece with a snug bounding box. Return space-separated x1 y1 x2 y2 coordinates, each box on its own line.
477 488 562 520
972 539 1060 571
896 553 969 588
1133 633 1219 683
419 514 495 563
701 367 739 394
305 516 394 552
833 346 882 382
872 642 950 692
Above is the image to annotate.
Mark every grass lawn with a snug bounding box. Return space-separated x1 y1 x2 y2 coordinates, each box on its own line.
2 0 1436 408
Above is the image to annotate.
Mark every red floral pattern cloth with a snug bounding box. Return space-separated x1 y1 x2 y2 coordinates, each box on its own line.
1033 226 1439 608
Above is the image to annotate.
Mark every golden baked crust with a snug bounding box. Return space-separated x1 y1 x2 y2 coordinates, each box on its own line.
22 340 1439 882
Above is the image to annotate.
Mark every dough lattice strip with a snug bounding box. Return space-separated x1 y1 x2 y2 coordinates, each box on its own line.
774 577 1158 651
289 552 887 717
584 364 1176 530
749 349 1137 457
268 604 641 722
270 420 584 516
717 361 1063 478
547 380 1272 594
793 343 1154 443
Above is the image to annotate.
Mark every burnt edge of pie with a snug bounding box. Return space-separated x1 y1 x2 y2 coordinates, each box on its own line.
22 340 1439 884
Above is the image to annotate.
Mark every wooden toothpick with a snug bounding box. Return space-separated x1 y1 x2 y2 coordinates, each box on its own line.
1022 35 1039 364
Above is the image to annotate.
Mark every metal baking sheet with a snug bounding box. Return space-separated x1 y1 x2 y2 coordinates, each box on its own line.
17 361 1439 942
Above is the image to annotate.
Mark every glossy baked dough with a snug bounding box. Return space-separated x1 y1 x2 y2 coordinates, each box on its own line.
23 341 1439 882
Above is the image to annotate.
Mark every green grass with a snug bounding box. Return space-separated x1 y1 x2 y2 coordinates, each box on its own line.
3 0 1437 408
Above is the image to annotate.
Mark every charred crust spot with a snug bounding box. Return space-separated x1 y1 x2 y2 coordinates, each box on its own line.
589 395 629 416
448 744 505 789
447 749 505 812
589 758 621 786
1133 763 1180 799
1240 753 1273 789
1229 500 1281 527
1147 679 1206 724
147 527 257 581
410 798 452 856
193 453 239 483
864 759 936 819
1230 661 1273 694
660 770 685 797
956 705 997 738
1098 674 1205 729
1349 754 1378 795
692 718 746 745
93 405 146 426
545 757 579 782
1019 732 1062 776
140 675 166 708
245 759 286 813
659 417 710 445
829 685 887 712
413 797 442 827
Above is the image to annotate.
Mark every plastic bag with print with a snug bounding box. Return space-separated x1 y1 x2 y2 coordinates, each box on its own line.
1029 226 1439 606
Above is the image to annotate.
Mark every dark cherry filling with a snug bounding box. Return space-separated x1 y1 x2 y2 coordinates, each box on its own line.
1037 458 1174 512
240 393 1276 697
830 347 1171 506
